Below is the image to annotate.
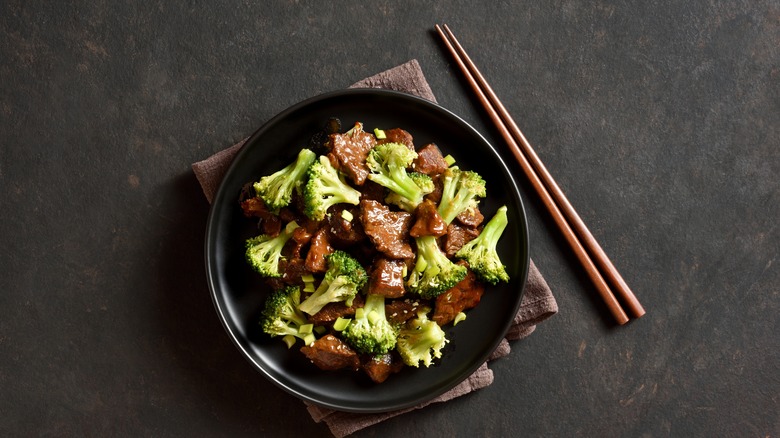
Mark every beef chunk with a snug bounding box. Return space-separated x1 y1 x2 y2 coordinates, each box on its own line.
385 298 427 325
412 143 449 176
292 226 313 245
285 195 324 233
240 197 282 236
304 227 334 273
308 294 364 326
368 258 406 298
327 205 366 247
300 334 360 371
424 174 444 205
288 226 313 259
263 277 285 292
240 196 268 218
280 257 310 286
410 199 447 238
456 206 484 228
362 353 404 383
378 128 415 150
442 222 480 257
433 264 485 326
263 217 283 237
326 122 376 186
300 216 326 235
360 199 414 259
308 117 342 155
359 179 387 203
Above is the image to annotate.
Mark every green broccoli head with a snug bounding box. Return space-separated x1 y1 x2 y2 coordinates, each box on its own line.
456 205 510 285
245 221 299 278
253 148 317 212
437 166 487 224
342 293 398 355
260 286 312 343
303 155 362 221
298 251 368 315
385 171 434 212
407 235 468 299
366 143 431 210
396 308 449 367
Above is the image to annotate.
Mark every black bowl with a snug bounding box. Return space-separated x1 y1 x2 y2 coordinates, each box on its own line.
205 88 529 413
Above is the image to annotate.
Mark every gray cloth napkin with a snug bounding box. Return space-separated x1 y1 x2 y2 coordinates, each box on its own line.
192 59 558 437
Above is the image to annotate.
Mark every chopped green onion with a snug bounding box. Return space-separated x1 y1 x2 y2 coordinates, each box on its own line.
284 220 299 233
341 209 354 222
354 308 365 319
298 323 314 334
314 325 327 335
282 335 296 349
367 310 381 324
374 128 386 139
333 317 351 331
302 273 316 292
444 154 456 166
453 312 467 326
302 333 316 346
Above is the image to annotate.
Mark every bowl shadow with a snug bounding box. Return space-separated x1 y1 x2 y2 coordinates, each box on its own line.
152 171 329 435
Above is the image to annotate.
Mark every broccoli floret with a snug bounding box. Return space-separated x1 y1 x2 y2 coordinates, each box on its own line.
407 235 468 299
342 293 398 355
409 171 434 192
260 286 314 345
396 308 448 367
456 205 510 285
245 221 299 278
385 171 434 212
366 143 431 210
303 155 362 221
437 166 487 224
253 148 317 212
299 251 368 315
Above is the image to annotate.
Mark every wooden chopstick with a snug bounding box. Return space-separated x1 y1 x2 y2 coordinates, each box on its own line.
436 24 645 324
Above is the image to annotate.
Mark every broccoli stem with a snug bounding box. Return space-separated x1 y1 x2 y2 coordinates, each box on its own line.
477 205 508 252
437 168 486 224
407 235 467 299
414 235 446 275
299 276 350 315
456 206 510 284
363 293 386 320
390 166 422 201
367 143 427 208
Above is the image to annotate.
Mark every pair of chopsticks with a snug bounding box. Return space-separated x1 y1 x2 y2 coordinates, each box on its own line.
435 24 645 325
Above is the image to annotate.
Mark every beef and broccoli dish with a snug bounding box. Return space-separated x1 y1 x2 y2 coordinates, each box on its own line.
238 119 510 383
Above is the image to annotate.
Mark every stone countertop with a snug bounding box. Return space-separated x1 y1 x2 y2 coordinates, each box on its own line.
2 1 777 436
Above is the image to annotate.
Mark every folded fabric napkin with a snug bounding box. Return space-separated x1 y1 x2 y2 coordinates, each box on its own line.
192 59 558 438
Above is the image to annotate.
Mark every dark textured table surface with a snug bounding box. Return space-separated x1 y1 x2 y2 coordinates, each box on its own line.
2 2 778 437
